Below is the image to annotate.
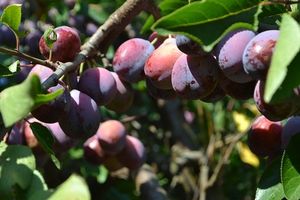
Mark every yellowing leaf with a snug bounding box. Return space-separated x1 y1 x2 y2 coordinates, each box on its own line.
232 111 251 133
237 142 260 168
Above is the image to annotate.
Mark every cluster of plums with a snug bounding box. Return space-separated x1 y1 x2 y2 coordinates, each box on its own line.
4 25 144 171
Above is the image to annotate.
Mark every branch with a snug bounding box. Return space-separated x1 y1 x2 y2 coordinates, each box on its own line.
0 47 57 69
206 133 244 188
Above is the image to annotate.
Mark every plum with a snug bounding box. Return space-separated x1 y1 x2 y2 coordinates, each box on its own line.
106 72 134 113
59 90 101 139
243 30 279 80
117 135 146 170
176 35 207 56
97 120 127 155
78 67 117 105
146 78 177 100
144 37 184 89
248 115 282 157
171 54 220 100
254 80 297 121
113 38 154 83
39 26 81 62
281 116 300 149
83 135 107 165
215 29 255 83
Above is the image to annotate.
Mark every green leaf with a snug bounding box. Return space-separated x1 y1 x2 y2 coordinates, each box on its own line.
48 174 91 200
152 0 262 52
35 88 64 107
8 60 20 73
264 14 300 103
26 170 49 199
0 4 22 32
42 27 57 49
281 134 300 200
255 156 285 200
0 75 63 127
0 75 41 127
30 122 61 169
0 143 36 199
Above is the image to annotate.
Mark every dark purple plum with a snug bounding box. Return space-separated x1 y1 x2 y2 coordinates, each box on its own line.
200 83 226 103
281 116 300 149
83 135 107 165
113 38 154 83
144 37 184 89
243 30 279 80
45 122 75 152
78 67 117 105
171 54 220 100
176 35 207 56
64 0 76 9
6 121 25 145
254 80 297 121
215 30 255 83
25 30 42 56
146 78 177 100
248 115 282 157
116 135 146 170
97 120 126 155
0 24 16 47
68 15 85 31
219 73 256 100
106 72 134 113
59 89 101 139
39 26 81 62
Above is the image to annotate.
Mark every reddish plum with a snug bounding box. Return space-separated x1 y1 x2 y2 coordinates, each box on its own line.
144 37 184 89
113 38 154 83
39 26 81 62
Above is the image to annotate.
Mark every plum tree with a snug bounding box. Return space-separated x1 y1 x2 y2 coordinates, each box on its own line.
78 67 117 106
248 115 282 157
215 29 255 83
243 30 279 80
144 37 184 89
171 54 220 99
113 38 155 83
39 26 81 62
97 120 127 155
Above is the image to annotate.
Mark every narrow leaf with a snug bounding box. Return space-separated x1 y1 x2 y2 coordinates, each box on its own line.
30 122 61 169
281 134 300 200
